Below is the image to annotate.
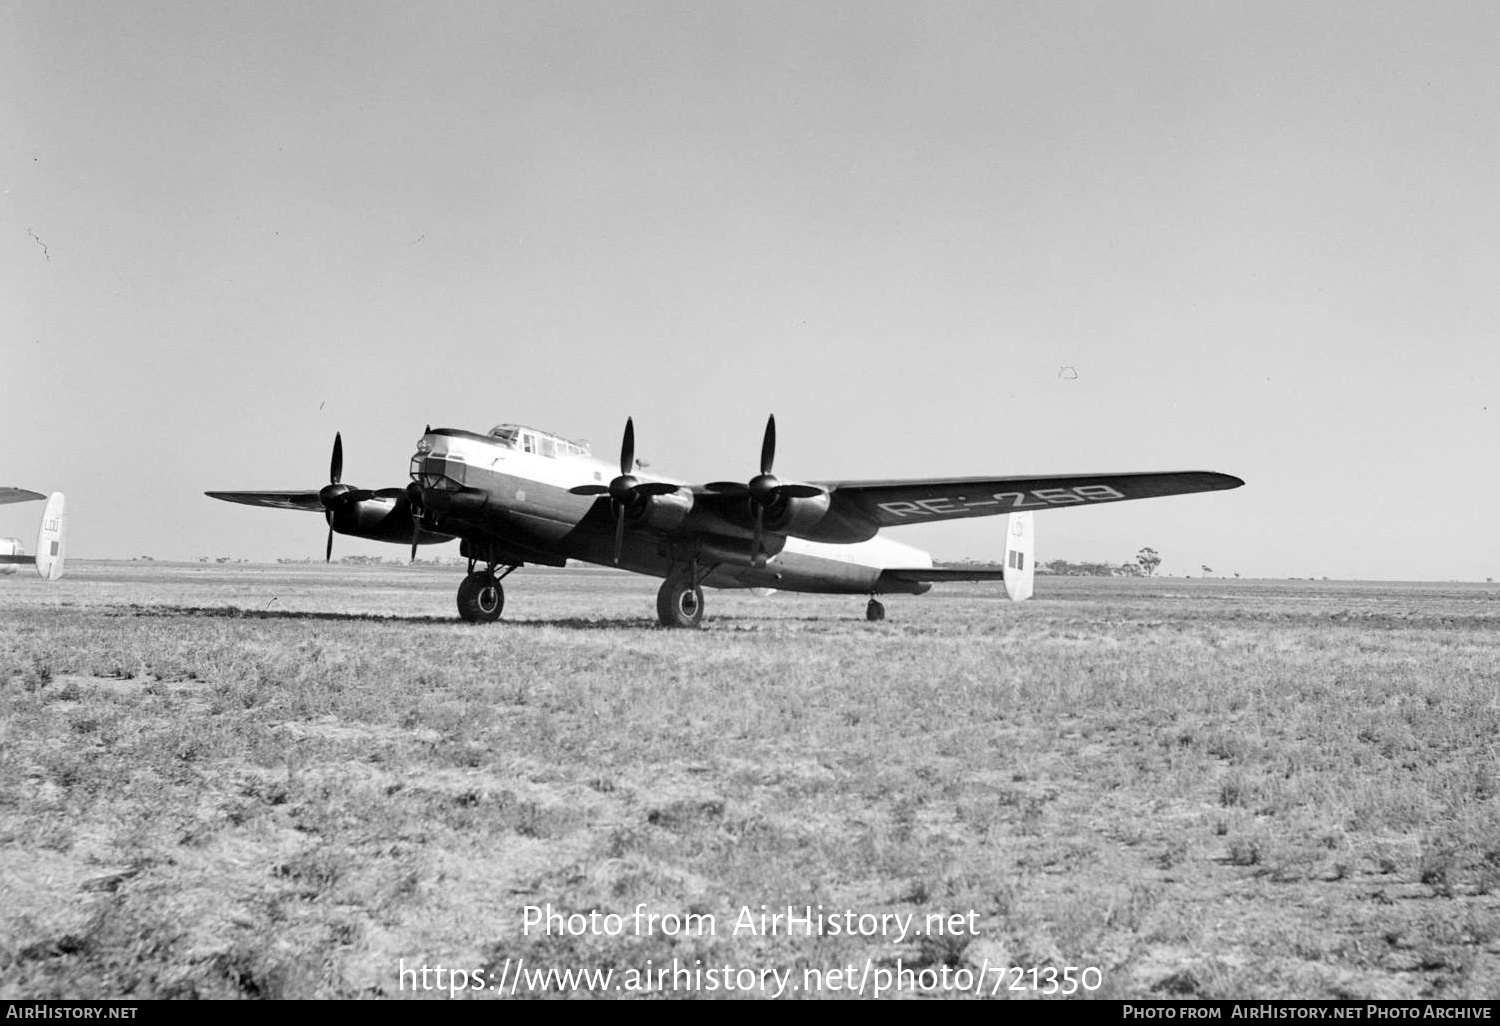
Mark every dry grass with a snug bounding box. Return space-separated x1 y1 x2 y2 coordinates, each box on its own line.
2 564 1498 999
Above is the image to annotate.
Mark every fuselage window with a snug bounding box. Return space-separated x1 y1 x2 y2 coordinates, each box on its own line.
523 434 535 454
540 438 556 458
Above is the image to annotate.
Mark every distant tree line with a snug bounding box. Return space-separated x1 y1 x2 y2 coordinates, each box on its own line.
274 555 467 566
1043 560 1139 577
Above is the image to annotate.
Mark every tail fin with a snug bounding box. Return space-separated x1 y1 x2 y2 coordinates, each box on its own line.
35 492 66 580
1003 511 1034 602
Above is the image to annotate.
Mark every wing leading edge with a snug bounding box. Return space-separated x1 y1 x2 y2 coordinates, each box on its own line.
821 471 1243 530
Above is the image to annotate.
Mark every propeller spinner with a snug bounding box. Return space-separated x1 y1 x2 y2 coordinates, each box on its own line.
706 414 824 567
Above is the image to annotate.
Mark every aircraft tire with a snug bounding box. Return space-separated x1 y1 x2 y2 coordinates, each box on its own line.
865 598 886 622
457 573 505 623
656 577 705 628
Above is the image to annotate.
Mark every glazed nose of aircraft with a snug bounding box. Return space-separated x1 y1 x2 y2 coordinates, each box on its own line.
410 432 467 492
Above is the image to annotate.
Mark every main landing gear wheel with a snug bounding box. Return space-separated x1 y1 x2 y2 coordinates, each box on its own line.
866 598 886 622
657 576 705 629
457 572 505 623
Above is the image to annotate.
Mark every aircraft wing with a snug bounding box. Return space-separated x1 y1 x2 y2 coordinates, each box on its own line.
0 487 46 506
204 491 325 512
818 471 1243 529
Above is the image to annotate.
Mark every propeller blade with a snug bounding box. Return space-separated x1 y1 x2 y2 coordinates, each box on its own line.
704 482 750 495
407 481 423 564
325 524 334 563
760 415 776 476
621 417 635 477
570 484 611 496
753 505 765 568
613 505 626 565
331 433 343 485
778 483 825 499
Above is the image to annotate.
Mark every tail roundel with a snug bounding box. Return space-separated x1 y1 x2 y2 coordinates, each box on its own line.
1003 511 1034 602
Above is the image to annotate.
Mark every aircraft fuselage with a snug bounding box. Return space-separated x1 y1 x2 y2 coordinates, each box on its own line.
409 427 933 595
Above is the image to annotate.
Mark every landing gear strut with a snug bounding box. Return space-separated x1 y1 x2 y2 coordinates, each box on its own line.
865 598 886 622
456 562 516 623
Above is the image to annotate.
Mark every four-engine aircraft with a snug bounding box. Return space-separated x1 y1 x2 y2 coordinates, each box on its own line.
0 488 67 580
207 416 1243 627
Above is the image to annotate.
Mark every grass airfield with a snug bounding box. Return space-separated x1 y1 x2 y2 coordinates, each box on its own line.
2 561 1499 1000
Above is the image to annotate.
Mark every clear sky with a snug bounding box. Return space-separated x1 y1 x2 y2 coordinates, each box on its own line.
4 2 1496 579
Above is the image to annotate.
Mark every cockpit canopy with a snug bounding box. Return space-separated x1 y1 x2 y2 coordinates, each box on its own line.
486 424 591 459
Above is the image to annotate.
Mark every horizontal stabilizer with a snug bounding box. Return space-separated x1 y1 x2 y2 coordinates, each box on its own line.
878 568 1009 584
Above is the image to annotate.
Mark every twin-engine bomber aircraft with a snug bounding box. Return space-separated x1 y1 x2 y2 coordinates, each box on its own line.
207 416 1243 627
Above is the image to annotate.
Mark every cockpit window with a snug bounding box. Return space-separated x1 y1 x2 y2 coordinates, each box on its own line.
486 423 591 457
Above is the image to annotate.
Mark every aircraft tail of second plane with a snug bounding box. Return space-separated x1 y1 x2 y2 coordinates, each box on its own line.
0 492 67 580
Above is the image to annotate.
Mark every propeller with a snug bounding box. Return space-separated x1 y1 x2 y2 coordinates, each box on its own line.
407 482 424 564
706 414 824 567
406 426 434 563
315 432 390 562
318 433 351 562
571 417 678 564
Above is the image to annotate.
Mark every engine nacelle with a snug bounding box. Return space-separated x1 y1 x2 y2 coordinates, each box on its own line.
329 496 419 544
761 492 832 538
627 488 694 533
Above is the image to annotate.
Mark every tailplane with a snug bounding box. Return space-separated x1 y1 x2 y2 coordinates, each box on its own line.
872 510 1034 601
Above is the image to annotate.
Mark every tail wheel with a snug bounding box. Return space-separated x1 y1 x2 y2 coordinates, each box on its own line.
865 598 886 622
656 576 705 628
457 572 505 623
